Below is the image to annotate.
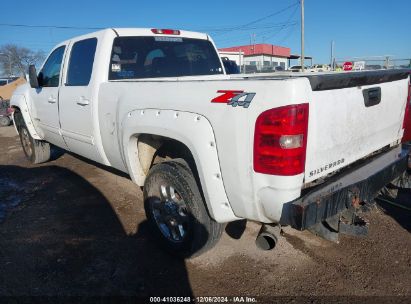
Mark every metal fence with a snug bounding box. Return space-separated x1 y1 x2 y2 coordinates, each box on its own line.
335 57 411 71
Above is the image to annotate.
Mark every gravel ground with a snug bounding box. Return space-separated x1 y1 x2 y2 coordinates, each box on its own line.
0 126 410 303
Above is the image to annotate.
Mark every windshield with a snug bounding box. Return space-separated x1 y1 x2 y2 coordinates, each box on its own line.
109 36 224 80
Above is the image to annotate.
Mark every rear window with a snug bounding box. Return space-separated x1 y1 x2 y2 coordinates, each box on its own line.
109 36 223 80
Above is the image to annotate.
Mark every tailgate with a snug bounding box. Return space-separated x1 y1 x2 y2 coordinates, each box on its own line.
304 70 409 183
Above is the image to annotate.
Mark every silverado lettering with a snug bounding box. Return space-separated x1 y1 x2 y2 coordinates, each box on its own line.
309 158 345 177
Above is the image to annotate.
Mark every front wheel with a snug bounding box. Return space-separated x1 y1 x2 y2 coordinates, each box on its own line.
144 160 224 258
17 113 50 164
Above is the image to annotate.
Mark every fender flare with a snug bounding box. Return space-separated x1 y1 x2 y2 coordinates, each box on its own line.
10 94 41 140
121 109 240 223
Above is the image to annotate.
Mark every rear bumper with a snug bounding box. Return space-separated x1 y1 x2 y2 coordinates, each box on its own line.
280 145 408 230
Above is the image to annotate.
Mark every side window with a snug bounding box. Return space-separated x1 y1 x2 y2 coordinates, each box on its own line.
66 38 97 86
39 46 65 87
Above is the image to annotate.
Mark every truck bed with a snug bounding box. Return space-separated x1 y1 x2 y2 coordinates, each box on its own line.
100 69 409 222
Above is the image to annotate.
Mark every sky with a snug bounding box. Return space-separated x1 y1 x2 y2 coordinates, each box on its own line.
0 0 410 65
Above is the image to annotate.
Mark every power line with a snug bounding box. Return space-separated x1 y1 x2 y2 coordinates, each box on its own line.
275 23 298 45
241 2 299 28
214 2 299 47
206 2 299 37
0 3 300 49
0 23 103 30
198 21 298 33
215 23 297 45
202 24 296 34
261 4 299 42
0 4 299 36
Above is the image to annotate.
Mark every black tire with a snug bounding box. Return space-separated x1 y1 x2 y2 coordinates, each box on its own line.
144 159 224 258
16 113 50 164
0 116 11 127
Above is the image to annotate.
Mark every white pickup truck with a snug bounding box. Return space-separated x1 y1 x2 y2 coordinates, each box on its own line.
10 28 411 257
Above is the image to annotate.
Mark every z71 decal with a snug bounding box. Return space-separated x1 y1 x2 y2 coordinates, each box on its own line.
211 90 256 108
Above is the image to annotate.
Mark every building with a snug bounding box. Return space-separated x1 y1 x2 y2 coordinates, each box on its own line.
218 51 245 67
219 43 291 72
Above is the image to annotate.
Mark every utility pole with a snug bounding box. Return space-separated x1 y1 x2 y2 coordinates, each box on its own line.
330 40 334 70
301 0 305 72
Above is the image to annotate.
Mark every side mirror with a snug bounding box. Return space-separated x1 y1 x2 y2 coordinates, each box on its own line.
28 65 39 88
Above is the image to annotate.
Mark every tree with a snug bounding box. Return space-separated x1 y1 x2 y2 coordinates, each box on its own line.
0 44 45 78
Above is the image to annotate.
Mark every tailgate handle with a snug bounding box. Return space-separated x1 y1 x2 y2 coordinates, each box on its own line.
363 87 381 107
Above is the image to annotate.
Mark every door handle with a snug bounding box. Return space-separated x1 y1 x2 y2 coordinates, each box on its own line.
48 96 57 104
76 96 90 106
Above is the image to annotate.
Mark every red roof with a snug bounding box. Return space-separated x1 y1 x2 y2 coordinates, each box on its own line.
219 44 290 58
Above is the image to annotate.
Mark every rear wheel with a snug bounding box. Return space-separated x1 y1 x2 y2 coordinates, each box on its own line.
144 159 224 258
16 113 50 164
0 116 10 127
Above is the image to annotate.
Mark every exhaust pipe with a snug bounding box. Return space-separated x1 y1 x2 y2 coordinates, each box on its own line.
255 224 281 250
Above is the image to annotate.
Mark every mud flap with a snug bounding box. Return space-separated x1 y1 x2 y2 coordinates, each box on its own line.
308 206 370 243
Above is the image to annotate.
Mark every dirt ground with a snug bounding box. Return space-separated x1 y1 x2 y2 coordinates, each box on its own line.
0 125 411 302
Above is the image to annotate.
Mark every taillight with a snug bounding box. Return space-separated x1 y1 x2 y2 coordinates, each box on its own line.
254 103 309 176
402 80 411 142
151 29 180 35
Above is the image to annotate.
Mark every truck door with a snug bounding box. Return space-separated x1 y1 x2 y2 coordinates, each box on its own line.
30 45 67 148
59 37 103 163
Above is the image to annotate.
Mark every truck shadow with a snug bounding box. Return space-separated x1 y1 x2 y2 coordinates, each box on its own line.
375 188 411 233
0 165 195 297
50 147 132 180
